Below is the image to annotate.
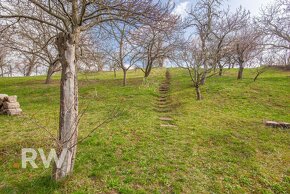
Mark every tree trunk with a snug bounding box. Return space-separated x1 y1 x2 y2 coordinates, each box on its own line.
0 57 4 77
200 73 206 85
113 66 117 79
144 62 153 78
9 65 12 77
218 63 223 76
144 71 150 78
158 57 164 68
25 62 35 77
53 31 79 181
45 64 54 84
0 66 3 77
195 85 202 100
122 69 127 86
254 72 261 82
237 63 244 79
200 61 207 85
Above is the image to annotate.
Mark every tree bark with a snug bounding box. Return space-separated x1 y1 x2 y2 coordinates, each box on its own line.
53 31 79 180
114 67 117 79
0 66 3 77
45 64 55 84
0 57 4 77
25 58 36 76
25 66 33 76
253 72 260 82
218 62 223 76
158 57 164 68
237 63 244 79
144 61 153 78
195 85 202 100
9 65 12 77
122 69 127 86
200 73 206 85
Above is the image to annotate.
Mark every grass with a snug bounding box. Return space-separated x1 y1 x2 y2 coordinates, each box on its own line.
0 68 289 193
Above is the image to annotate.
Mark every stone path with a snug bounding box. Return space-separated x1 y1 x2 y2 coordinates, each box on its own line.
155 70 177 128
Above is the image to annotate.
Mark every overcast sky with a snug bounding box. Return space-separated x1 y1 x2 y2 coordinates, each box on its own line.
172 0 275 18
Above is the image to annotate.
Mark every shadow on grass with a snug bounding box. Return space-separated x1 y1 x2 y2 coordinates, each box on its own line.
1 176 61 194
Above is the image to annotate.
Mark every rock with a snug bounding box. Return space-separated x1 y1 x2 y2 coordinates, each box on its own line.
278 122 290 128
4 96 17 103
3 102 20 109
265 121 277 127
0 94 8 105
0 95 22 116
5 108 22 116
0 94 8 100
265 121 290 129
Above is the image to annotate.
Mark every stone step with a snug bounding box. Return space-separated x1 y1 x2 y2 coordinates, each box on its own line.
159 94 169 97
156 104 170 109
160 124 177 128
159 117 173 121
158 98 167 102
156 108 171 113
159 93 167 96
157 99 170 104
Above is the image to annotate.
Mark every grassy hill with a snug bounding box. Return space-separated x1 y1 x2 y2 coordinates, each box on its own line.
0 68 289 193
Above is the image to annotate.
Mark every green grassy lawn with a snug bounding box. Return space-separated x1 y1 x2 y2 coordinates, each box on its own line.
0 68 289 193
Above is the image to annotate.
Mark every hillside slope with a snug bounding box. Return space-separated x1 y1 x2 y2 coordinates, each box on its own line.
0 68 289 193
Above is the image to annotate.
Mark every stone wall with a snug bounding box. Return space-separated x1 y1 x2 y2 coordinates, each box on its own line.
0 94 22 115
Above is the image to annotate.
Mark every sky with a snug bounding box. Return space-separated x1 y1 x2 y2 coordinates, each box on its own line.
172 0 275 18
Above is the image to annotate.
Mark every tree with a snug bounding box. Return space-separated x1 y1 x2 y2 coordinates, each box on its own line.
174 39 215 100
231 22 262 79
257 0 290 69
188 0 222 85
174 0 222 100
102 22 141 86
131 15 181 79
0 21 15 77
4 19 60 82
0 50 8 77
211 6 249 76
0 0 172 180
253 54 273 82
258 0 290 51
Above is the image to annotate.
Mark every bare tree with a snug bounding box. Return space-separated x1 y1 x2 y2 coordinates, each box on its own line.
0 0 173 180
0 50 8 77
188 0 222 85
253 54 272 82
257 0 290 69
174 39 216 100
4 19 60 82
231 22 262 79
258 0 290 50
102 22 141 86
131 15 181 79
212 6 249 76
0 21 15 77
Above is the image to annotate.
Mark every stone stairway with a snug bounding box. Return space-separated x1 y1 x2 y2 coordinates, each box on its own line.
155 70 177 128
